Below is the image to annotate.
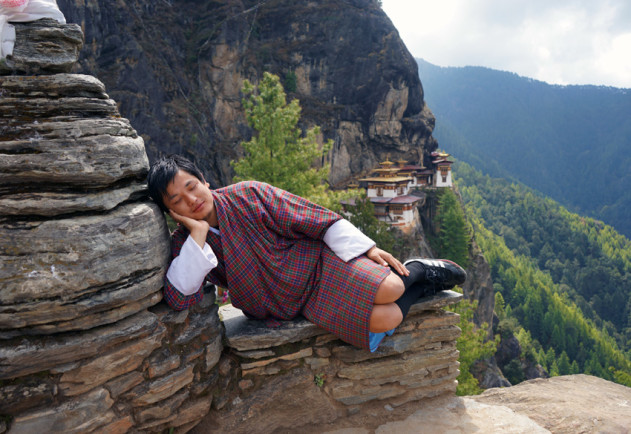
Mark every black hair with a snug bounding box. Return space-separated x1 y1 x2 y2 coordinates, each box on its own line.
147 154 205 213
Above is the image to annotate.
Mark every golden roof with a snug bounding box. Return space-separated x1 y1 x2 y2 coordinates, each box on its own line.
359 176 413 183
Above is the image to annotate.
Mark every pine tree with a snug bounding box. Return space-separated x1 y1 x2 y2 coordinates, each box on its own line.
495 292 506 319
232 72 332 204
347 192 395 253
557 351 571 375
448 296 498 395
435 189 470 267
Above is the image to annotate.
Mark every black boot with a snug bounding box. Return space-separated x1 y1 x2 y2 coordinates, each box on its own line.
402 258 467 291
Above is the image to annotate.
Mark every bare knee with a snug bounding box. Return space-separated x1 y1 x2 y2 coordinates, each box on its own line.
369 303 403 333
374 272 405 304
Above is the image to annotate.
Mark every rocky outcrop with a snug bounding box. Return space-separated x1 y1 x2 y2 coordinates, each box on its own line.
462 246 495 337
290 374 631 433
470 357 511 389
56 0 437 188
0 20 222 433
471 374 631 433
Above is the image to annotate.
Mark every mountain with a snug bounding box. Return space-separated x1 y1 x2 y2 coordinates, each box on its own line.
55 0 438 189
454 161 631 385
416 59 631 239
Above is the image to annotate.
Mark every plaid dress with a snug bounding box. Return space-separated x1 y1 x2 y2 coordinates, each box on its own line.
163 181 390 350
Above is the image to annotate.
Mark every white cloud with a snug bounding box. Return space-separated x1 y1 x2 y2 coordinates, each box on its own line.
381 0 631 88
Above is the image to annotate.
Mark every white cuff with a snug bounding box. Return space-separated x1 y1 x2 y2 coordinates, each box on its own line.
323 219 376 262
166 235 218 295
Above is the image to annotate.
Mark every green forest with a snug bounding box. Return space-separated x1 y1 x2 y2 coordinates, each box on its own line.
453 161 631 387
416 58 631 240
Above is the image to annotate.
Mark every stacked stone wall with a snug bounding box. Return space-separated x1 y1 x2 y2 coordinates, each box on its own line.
201 292 462 433
0 19 223 433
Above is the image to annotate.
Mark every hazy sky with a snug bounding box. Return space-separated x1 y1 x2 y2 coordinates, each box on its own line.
381 0 631 88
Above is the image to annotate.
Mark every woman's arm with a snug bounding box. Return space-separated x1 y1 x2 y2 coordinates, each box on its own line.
322 218 409 276
163 212 218 310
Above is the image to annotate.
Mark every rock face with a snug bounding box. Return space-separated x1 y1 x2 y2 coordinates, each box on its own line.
56 0 437 188
462 245 495 337
0 20 222 433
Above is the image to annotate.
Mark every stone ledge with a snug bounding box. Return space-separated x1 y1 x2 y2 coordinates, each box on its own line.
204 290 463 432
220 290 463 352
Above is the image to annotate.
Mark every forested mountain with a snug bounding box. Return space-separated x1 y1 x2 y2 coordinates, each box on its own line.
454 162 631 385
416 59 631 239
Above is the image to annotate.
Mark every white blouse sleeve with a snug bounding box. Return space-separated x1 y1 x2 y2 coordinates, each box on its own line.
166 235 218 295
323 219 376 262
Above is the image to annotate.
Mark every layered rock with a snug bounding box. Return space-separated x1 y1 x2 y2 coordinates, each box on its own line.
195 291 463 433
0 19 222 434
0 73 167 339
56 0 437 188
0 18 82 75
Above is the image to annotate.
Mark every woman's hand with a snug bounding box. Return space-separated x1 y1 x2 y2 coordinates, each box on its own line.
169 209 210 248
366 246 409 276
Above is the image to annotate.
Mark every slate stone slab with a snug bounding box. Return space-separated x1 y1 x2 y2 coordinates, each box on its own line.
220 304 328 352
0 203 169 306
0 310 159 380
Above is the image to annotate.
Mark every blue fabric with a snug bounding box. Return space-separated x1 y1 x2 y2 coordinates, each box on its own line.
369 328 396 352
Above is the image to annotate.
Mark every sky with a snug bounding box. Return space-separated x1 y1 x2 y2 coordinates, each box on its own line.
381 0 631 88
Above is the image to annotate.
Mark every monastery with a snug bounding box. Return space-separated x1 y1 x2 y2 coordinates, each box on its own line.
341 151 454 230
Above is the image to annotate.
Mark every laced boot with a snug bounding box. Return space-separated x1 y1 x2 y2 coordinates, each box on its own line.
403 258 467 292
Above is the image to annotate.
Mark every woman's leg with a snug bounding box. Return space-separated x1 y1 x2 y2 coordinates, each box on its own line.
369 303 403 333
369 272 406 333
373 271 405 304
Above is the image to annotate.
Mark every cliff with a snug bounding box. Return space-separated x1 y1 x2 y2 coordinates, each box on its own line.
56 0 437 188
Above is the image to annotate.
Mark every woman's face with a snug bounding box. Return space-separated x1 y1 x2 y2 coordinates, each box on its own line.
163 170 215 222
